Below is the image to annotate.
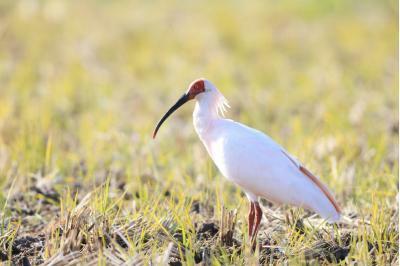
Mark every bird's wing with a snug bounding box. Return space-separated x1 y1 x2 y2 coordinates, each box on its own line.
208 120 341 216
280 149 341 214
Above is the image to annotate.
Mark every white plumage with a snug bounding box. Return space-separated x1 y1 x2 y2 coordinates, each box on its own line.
193 82 340 222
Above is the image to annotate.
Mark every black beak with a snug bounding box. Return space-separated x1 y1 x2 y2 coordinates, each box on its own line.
153 93 190 139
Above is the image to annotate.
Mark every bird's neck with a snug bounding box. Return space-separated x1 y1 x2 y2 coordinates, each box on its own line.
193 99 219 139
192 90 229 140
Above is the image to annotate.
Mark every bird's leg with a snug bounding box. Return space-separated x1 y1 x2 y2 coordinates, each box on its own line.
251 202 263 248
248 202 255 237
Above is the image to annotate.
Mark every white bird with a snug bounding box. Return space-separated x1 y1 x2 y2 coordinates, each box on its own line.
153 78 341 243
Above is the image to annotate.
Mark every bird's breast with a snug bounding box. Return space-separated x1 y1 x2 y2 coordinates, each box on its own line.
201 128 249 183
205 137 233 178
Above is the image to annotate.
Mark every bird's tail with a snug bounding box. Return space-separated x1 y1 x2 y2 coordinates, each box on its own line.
280 150 341 223
299 165 341 216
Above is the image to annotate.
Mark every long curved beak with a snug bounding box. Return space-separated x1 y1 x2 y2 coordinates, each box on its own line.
153 93 190 139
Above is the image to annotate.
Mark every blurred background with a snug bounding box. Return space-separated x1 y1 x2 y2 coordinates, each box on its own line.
0 0 397 264
0 0 398 206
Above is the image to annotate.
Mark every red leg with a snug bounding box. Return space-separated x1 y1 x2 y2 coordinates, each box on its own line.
248 202 255 237
251 202 263 245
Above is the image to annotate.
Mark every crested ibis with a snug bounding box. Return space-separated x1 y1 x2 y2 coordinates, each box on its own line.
153 78 341 243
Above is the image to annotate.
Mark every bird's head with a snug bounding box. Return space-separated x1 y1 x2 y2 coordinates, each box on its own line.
152 78 221 139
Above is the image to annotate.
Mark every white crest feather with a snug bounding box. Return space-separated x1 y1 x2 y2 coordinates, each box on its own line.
216 93 230 117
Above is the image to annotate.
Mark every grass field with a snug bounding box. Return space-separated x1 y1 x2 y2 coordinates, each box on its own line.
0 0 398 265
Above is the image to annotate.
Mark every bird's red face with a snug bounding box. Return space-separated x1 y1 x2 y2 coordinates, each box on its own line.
187 79 205 99
153 78 206 138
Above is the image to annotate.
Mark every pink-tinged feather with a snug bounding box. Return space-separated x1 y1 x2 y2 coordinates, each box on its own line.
281 150 341 214
299 165 341 214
